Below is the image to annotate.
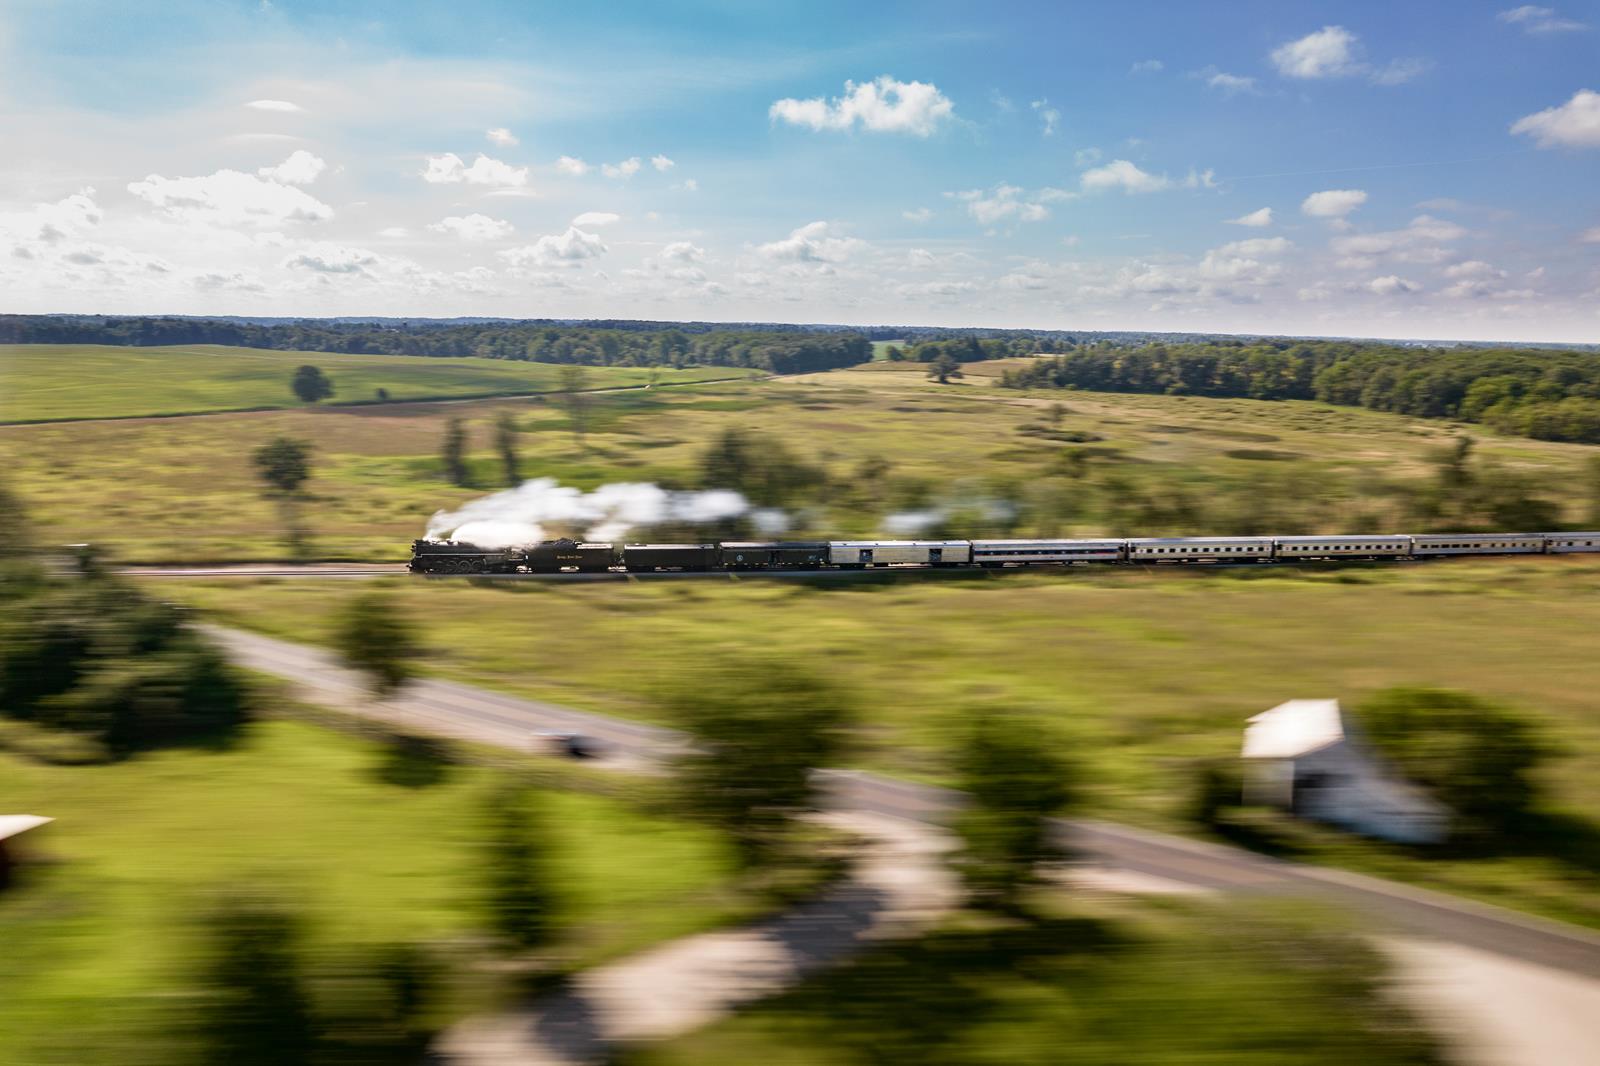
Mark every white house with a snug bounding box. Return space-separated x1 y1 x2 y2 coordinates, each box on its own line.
1241 699 1448 845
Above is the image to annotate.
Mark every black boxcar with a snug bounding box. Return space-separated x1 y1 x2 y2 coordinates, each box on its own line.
621 543 721 572
720 541 830 570
522 538 618 572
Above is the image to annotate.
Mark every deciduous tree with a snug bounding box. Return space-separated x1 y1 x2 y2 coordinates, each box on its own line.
441 418 470 486
290 364 334 404
334 590 418 700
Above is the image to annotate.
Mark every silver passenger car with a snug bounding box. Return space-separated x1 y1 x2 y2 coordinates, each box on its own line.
969 539 1125 566
827 540 972 567
1125 537 1273 562
1273 535 1412 559
1410 533 1544 556
1543 532 1600 554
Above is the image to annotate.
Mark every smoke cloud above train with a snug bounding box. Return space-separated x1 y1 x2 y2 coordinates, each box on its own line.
424 477 787 547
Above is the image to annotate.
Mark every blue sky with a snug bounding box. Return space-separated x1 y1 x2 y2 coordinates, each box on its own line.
1 0 1597 340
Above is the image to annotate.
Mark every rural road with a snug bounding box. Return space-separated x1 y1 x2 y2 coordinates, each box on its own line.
205 623 1600 979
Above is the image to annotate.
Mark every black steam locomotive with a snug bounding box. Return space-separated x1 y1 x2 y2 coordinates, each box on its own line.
409 538 829 574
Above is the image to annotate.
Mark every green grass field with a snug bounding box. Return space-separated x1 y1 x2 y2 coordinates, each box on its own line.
0 343 751 423
5 352 1598 562
0 717 749 1063
621 902 1444 1066
165 556 1600 929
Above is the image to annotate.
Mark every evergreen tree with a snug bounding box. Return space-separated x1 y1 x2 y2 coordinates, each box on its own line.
441 418 470 486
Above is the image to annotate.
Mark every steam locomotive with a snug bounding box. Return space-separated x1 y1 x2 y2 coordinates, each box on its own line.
410 531 1600 574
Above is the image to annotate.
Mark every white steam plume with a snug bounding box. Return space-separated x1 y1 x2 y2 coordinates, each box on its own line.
426 477 758 547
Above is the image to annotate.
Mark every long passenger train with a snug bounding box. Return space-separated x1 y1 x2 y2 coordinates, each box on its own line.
409 531 1600 574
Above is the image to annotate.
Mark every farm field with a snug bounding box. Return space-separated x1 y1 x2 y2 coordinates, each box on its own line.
0 343 750 423
5 355 1600 562
0 716 751 1063
164 555 1600 929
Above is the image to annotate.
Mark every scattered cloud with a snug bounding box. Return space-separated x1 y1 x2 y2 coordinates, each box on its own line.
948 184 1053 225
421 152 529 187
1081 159 1170 194
571 211 621 226
1371 58 1433 85
486 127 518 147
1510 89 1600 148
1367 274 1421 295
499 227 607 267
1073 147 1103 168
1301 188 1367 218
1202 69 1258 96
602 157 642 178
1030 98 1060 136
555 156 590 176
769 75 955 136
1443 260 1506 279
0 188 102 245
256 150 326 186
128 168 334 226
1271 25 1361 79
1580 225 1600 242
1216 237 1292 256
427 213 514 241
1227 207 1274 227
282 243 382 275
757 221 863 262
1332 214 1466 267
660 241 704 262
674 178 699 192
650 154 675 171
246 99 302 112
1498 6 1588 34
1130 59 1164 74
377 226 409 238
902 207 933 222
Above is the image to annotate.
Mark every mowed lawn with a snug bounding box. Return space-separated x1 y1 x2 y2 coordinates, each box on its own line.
0 718 745 1063
166 555 1600 928
0 343 751 422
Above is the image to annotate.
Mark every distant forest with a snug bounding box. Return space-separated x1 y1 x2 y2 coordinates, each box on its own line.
0 315 875 376
996 341 1600 444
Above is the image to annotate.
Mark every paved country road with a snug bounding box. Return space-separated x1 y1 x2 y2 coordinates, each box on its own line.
204 624 1600 981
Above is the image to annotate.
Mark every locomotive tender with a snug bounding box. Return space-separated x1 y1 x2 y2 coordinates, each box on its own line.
410 531 1600 574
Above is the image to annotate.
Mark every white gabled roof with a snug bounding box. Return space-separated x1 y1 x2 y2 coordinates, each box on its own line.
0 814 53 842
1242 699 1345 759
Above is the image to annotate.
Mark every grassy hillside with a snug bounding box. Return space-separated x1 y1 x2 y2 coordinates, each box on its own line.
5 362 1598 562
0 343 750 423
166 557 1600 928
0 717 748 1062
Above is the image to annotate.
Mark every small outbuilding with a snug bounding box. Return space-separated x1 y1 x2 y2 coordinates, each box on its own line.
1241 700 1448 845
0 814 53 890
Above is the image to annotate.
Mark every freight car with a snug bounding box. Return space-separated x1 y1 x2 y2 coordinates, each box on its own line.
410 531 1600 575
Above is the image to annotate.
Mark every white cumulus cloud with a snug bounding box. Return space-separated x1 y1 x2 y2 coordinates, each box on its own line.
128 169 333 226
1511 89 1600 148
650 155 675 171
1301 188 1368 218
903 207 933 223
421 153 529 187
257 150 326 186
660 241 704 262
1367 275 1420 296
1227 207 1274 227
427 213 514 241
1081 160 1170 194
486 128 518 147
1206 71 1258 96
555 156 590 176
757 221 863 262
1271 26 1361 78
1030 98 1060 136
1130 59 1164 74
0 188 102 245
246 99 302 112
500 227 607 267
571 211 621 227
769 75 955 136
282 243 382 275
602 157 642 179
